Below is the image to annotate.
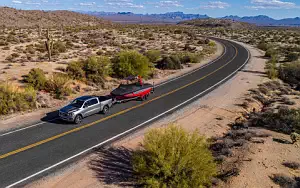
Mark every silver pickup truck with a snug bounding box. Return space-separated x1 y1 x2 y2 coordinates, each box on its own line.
59 95 114 124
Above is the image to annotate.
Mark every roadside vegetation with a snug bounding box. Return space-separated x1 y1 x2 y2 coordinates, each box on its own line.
0 83 36 115
132 125 216 187
0 21 217 116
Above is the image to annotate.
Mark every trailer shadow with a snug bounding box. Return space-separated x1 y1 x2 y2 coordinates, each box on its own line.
89 146 138 187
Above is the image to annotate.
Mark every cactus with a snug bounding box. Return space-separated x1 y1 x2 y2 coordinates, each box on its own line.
38 25 42 37
45 29 53 61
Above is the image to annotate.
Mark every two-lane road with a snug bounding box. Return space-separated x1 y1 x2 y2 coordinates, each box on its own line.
0 38 249 187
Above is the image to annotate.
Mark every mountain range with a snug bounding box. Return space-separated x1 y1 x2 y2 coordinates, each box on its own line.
80 11 300 26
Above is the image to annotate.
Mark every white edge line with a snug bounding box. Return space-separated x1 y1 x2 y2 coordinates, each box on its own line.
6 41 250 188
0 40 226 138
0 118 58 137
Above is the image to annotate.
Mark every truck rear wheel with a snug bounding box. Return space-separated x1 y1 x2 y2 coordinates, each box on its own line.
102 105 109 114
74 115 82 124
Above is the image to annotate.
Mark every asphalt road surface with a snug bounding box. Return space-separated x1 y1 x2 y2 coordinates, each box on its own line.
0 38 249 187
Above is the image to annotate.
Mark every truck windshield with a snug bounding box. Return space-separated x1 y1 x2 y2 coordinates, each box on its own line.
70 99 84 108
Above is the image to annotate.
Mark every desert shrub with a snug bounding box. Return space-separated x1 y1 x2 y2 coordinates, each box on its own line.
178 52 202 64
208 41 216 47
53 41 67 54
23 68 47 90
265 57 278 79
25 45 35 54
45 73 72 99
145 50 161 63
96 50 104 55
84 56 112 84
156 55 182 70
279 61 300 90
286 52 299 62
265 48 276 58
270 174 299 188
0 83 36 115
112 50 153 78
257 40 268 51
132 125 216 188
66 61 85 80
282 161 300 170
251 107 300 134
174 29 183 34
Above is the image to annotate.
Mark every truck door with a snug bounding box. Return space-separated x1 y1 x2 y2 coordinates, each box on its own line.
84 98 99 117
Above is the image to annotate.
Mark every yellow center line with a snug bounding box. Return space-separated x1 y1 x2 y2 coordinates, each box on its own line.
0 43 238 160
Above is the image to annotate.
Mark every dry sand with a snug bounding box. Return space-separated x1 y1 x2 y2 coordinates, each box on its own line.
26 41 283 188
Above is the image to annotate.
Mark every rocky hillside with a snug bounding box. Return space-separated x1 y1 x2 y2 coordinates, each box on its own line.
0 7 111 28
179 18 254 29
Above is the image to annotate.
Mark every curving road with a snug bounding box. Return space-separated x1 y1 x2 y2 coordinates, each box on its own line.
0 38 249 187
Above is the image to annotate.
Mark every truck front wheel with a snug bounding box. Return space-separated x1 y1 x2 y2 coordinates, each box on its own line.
74 115 83 124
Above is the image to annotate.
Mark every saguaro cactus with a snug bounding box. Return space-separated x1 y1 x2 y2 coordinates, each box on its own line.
38 25 42 37
45 29 53 61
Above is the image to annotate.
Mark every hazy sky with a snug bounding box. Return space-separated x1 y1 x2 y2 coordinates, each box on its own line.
1 0 300 19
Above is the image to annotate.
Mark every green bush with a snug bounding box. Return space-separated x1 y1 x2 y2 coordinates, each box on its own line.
265 57 278 79
112 50 153 78
0 83 36 115
265 48 276 58
257 40 268 51
24 68 47 90
66 61 85 80
132 125 217 188
53 41 67 54
279 61 300 90
208 41 216 47
156 55 182 70
45 73 72 99
84 56 112 84
145 50 161 63
285 52 299 62
178 52 203 64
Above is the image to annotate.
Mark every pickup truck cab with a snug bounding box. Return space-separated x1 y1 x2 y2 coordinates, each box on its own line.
59 95 114 124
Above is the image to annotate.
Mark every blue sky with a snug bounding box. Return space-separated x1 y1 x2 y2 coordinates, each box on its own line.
1 0 300 19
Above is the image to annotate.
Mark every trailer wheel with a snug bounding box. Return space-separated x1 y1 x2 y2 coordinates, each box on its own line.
142 95 148 101
102 105 109 114
74 115 83 124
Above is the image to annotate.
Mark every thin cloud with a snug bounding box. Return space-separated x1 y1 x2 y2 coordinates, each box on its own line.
246 0 298 9
146 1 183 8
200 1 230 9
104 0 144 9
12 0 23 4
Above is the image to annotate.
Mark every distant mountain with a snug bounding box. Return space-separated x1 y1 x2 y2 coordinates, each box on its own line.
80 11 209 23
220 15 300 26
179 18 254 29
79 10 300 26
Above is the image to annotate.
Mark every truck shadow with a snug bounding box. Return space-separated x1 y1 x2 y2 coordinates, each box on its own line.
89 146 138 187
40 110 66 124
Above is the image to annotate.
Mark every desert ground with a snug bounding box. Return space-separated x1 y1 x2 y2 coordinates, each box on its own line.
27 37 300 188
